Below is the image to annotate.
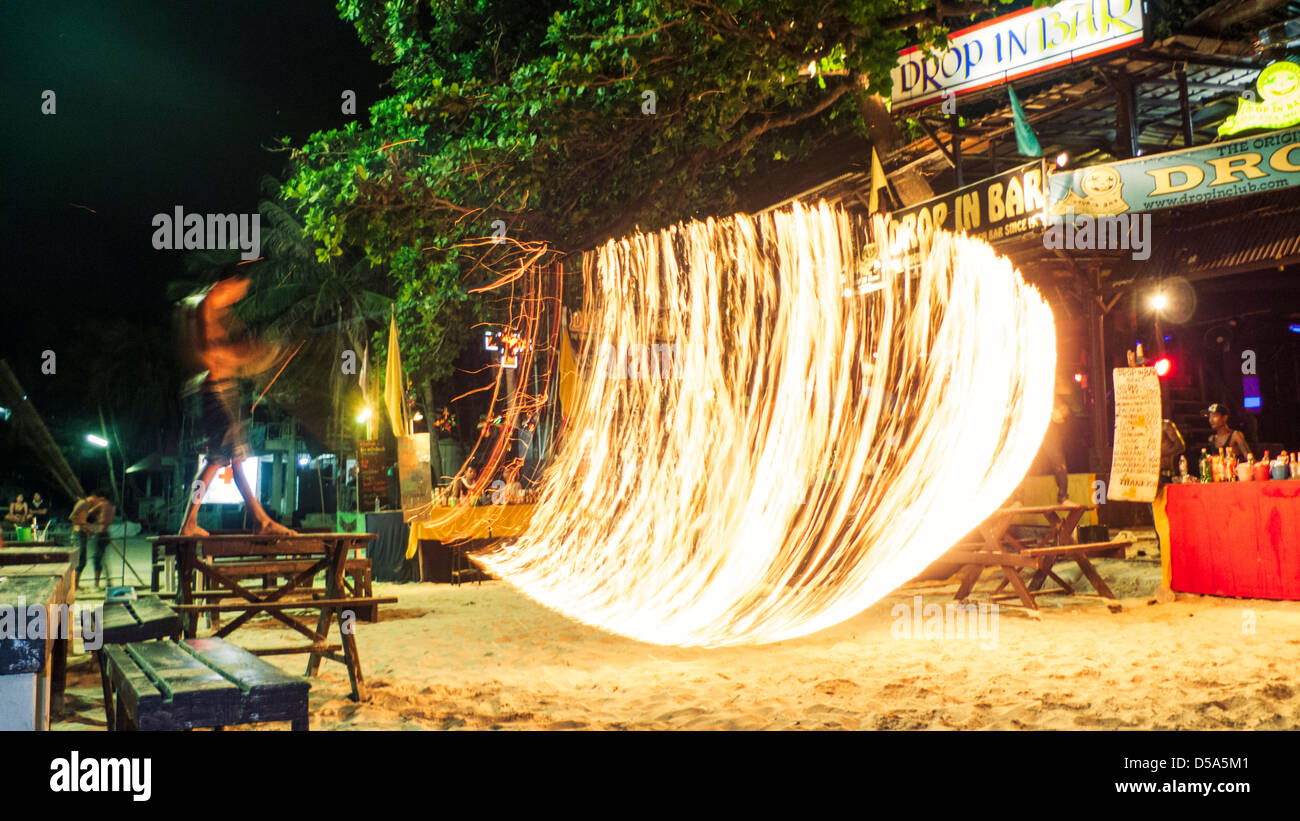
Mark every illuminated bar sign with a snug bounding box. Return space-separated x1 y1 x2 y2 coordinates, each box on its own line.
890 0 1144 109
1048 126 1300 218
1219 61 1300 137
875 160 1049 253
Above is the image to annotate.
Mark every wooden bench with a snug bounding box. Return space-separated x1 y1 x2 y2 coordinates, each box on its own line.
94 596 184 730
100 637 310 731
983 538 1133 612
98 596 183 645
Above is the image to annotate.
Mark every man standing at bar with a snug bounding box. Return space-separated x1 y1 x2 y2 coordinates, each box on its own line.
1205 403 1250 461
177 272 294 537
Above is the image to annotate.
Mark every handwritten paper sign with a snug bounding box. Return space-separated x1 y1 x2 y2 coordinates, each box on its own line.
1108 367 1161 502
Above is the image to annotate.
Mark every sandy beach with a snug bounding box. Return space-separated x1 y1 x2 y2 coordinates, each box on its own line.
51 534 1300 731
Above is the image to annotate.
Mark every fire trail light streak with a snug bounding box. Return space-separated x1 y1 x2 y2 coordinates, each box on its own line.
479 202 1056 647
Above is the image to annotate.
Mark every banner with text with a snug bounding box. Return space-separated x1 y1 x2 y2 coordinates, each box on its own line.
875 160 1048 253
891 0 1144 109
1048 126 1300 220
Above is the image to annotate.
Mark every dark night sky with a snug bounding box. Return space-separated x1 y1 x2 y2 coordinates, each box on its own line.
0 1 390 493
0 0 389 382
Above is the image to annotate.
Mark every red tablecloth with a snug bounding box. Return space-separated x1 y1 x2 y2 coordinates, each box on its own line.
1165 481 1300 600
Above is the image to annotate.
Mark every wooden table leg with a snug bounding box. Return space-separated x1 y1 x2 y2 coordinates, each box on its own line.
179 545 197 639
1074 554 1122 612
1001 564 1039 610
51 636 68 716
305 606 330 679
97 652 116 731
304 540 365 701
1056 507 1087 546
332 541 365 701
954 564 984 600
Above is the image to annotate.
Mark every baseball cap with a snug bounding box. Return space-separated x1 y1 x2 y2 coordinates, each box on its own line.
1204 403 1230 416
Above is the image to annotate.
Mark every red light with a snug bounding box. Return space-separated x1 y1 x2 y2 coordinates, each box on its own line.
1154 358 1171 377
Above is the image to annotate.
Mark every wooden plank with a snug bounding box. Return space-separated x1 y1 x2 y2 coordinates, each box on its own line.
997 504 1095 516
183 638 309 693
125 640 241 729
171 596 397 613
185 641 310 725
100 597 180 644
943 551 1039 569
129 596 181 627
102 644 165 727
1020 539 1132 558
153 533 376 559
251 643 342 657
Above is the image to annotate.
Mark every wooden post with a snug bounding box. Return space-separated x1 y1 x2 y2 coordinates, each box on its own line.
1175 63 1194 148
950 107 963 188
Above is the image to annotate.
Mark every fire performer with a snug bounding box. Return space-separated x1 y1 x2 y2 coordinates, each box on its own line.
177 272 294 537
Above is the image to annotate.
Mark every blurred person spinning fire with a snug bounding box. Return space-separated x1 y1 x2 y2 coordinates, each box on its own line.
176 271 295 537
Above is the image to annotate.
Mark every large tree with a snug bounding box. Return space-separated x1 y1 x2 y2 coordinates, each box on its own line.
286 0 1008 390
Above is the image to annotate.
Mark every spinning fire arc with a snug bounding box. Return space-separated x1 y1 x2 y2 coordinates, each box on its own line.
479 202 1055 647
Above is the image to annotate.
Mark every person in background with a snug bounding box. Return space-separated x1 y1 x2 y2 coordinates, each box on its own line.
28 492 47 531
1205 403 1250 461
1040 399 1070 504
71 490 114 589
4 493 32 526
451 464 478 501
1159 417 1185 483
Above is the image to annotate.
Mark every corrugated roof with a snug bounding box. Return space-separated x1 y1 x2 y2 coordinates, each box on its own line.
1123 187 1300 282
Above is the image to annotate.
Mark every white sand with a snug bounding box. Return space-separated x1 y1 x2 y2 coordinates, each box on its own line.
54 540 1300 730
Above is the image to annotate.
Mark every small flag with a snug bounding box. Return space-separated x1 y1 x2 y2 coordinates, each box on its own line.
868 148 888 213
1008 86 1042 157
383 311 409 438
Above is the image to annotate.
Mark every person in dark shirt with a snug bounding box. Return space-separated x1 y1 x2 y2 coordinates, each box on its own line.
1205 403 1250 460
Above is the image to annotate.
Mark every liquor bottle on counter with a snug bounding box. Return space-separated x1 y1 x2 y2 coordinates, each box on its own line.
1257 451 1273 481
1199 448 1212 483
1178 455 1190 483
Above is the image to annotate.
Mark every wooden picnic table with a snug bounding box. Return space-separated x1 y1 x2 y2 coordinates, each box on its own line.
149 533 392 701
947 503 1130 614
